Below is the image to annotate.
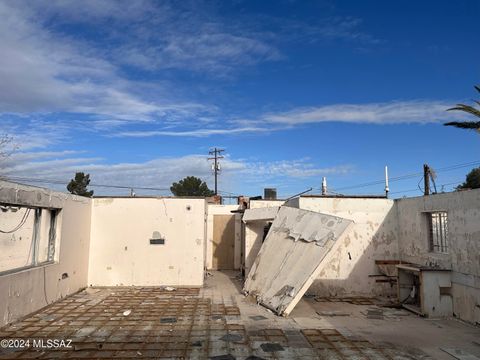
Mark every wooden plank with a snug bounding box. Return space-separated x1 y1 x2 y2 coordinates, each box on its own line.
212 214 235 270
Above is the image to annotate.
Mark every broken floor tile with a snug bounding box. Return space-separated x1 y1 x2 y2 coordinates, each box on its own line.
220 333 243 342
160 317 177 323
260 342 285 352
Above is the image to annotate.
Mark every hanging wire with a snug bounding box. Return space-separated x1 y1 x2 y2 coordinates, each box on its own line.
0 208 31 233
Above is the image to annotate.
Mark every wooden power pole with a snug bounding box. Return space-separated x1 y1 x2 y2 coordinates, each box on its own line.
208 148 224 195
423 164 430 196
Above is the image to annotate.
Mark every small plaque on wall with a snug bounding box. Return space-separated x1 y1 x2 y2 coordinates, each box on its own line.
150 231 165 244
150 238 165 245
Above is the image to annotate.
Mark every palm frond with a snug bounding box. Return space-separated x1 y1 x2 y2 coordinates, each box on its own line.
443 121 480 129
447 104 480 118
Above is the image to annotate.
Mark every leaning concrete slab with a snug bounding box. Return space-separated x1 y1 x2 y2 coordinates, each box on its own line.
243 206 353 316
242 206 280 222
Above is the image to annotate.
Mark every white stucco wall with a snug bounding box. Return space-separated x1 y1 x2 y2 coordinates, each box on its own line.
396 189 480 324
243 200 285 276
88 197 206 287
0 181 92 327
206 204 241 270
298 196 399 298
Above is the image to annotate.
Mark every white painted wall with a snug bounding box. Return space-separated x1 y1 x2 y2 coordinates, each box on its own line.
243 200 285 276
88 197 206 287
205 204 241 270
396 189 480 324
297 196 399 298
0 181 92 327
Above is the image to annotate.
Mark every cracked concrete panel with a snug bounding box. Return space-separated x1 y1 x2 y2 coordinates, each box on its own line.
244 206 353 316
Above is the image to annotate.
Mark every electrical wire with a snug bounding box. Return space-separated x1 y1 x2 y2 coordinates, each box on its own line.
1 175 170 192
317 160 480 193
388 180 463 196
0 208 31 233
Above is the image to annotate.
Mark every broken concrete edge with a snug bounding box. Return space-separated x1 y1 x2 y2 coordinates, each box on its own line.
242 206 280 223
0 179 90 209
282 221 354 316
272 206 355 245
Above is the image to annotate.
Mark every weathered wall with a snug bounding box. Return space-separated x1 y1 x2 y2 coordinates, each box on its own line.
0 181 92 327
88 197 206 287
243 200 285 276
298 196 399 298
0 207 36 272
396 189 480 324
206 204 241 270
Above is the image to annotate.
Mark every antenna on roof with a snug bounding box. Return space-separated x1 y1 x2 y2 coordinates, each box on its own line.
321 177 327 195
385 166 389 198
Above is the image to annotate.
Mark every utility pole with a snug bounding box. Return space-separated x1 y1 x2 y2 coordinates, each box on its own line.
208 148 224 195
384 166 389 198
423 164 430 196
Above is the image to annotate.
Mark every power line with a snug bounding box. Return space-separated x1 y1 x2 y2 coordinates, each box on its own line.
323 160 480 192
207 148 224 196
0 175 170 192
389 180 463 196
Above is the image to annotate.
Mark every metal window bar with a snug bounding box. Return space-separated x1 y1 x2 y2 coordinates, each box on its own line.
47 209 58 262
428 212 448 253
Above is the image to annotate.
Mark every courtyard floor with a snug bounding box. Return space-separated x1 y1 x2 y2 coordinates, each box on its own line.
0 271 479 359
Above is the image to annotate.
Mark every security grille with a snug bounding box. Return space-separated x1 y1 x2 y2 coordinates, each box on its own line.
426 211 448 253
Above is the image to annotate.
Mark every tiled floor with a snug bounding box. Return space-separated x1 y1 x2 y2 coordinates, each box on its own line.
0 271 479 359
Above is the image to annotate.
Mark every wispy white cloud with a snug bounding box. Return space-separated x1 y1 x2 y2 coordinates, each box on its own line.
1 151 352 196
0 1 215 124
115 126 272 138
245 100 467 126
115 100 466 138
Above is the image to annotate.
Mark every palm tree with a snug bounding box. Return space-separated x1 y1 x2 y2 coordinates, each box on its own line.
444 85 480 131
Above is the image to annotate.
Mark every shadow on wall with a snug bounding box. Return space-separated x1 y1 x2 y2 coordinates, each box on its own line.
307 204 400 299
212 215 236 270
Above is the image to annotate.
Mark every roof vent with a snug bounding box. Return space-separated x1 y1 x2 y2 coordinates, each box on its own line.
264 188 277 200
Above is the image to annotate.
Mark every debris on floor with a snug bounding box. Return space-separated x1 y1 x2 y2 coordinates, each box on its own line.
161 286 176 291
316 310 351 317
314 296 377 305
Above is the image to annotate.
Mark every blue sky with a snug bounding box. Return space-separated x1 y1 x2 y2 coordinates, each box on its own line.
0 0 479 198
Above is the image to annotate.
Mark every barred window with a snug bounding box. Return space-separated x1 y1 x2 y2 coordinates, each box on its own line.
0 205 60 275
426 211 448 253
